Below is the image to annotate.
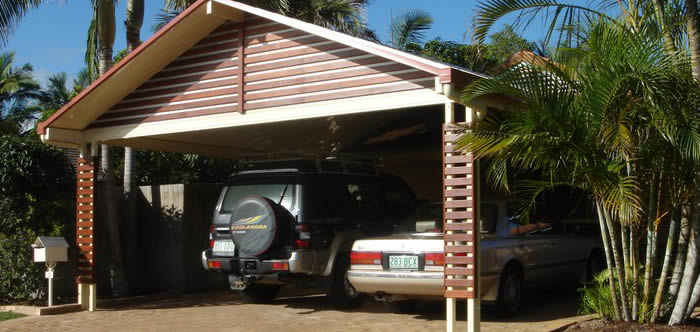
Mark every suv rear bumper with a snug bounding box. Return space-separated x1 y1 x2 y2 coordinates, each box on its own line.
201 249 313 274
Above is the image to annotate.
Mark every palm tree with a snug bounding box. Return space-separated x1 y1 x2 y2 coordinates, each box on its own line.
389 9 433 51
458 19 699 323
471 0 700 325
86 0 130 297
0 51 40 135
0 0 42 46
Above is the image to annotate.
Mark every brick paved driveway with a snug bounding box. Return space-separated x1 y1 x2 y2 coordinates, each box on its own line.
0 286 588 332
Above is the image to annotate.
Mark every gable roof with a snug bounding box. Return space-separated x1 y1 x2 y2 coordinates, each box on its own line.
37 0 484 136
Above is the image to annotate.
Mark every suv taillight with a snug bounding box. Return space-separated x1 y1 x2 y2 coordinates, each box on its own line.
296 224 311 249
350 251 381 265
209 224 215 248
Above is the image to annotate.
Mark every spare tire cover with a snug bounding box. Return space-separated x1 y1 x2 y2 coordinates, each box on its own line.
229 196 279 257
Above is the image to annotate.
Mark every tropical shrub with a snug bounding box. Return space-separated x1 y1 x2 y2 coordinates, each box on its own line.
0 136 74 303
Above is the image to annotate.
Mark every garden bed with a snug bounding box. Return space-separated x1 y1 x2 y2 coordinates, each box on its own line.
563 318 700 331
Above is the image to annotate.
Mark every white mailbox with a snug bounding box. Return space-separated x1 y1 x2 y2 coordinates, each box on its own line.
32 237 69 263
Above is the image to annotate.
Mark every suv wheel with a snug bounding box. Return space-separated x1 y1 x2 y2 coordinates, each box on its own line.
239 284 281 304
328 253 364 309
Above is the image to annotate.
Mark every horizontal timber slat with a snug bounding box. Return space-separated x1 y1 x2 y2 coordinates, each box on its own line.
76 229 94 236
246 80 431 111
445 267 474 276
444 211 473 219
77 189 93 195
444 233 474 242
245 42 347 65
116 87 238 110
245 35 326 56
444 177 470 186
443 222 474 231
445 289 474 299
444 279 474 288
92 103 238 128
77 237 94 244
443 155 471 164
444 199 471 209
77 164 94 171
245 54 384 82
77 197 94 203
77 205 93 211
445 189 472 197
245 70 428 102
244 62 408 92
244 48 366 73
77 173 94 180
444 256 474 265
444 245 473 253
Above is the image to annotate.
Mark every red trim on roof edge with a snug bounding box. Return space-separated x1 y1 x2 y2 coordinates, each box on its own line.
36 0 210 135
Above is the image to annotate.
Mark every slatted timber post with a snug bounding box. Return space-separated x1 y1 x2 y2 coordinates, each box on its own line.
76 144 97 311
444 102 479 332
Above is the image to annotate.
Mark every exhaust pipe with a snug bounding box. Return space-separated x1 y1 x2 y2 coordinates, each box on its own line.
375 292 387 301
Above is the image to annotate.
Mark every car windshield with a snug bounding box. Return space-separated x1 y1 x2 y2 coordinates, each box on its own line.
221 184 294 213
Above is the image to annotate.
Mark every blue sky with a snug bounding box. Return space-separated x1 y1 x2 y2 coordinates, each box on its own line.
4 1 542 87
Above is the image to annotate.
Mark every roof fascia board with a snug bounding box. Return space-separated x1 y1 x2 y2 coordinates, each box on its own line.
207 0 245 20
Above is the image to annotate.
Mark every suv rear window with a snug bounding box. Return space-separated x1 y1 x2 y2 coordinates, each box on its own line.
221 184 295 213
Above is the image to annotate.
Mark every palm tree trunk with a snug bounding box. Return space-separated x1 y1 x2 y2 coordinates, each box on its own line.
121 0 144 292
652 0 677 54
669 206 700 325
643 177 659 319
603 207 632 321
684 273 700 319
631 223 639 321
670 207 691 299
125 0 144 53
622 223 630 271
651 207 681 323
596 200 622 321
96 0 129 297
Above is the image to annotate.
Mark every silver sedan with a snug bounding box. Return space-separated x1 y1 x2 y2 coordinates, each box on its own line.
347 201 603 315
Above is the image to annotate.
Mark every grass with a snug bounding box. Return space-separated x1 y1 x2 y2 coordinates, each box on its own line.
0 311 26 321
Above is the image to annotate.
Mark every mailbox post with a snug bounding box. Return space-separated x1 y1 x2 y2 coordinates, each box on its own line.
32 237 69 307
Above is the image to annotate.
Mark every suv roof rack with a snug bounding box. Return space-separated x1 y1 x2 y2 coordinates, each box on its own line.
234 157 381 176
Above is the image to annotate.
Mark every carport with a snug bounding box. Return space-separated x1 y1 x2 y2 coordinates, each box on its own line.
37 1 491 331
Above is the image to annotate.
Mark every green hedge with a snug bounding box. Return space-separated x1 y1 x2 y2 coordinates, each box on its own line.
0 136 74 303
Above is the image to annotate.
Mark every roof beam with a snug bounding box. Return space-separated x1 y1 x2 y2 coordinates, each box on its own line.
207 0 244 21
41 127 84 148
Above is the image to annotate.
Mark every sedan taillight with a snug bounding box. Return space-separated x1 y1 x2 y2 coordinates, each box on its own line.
425 252 445 266
350 251 381 265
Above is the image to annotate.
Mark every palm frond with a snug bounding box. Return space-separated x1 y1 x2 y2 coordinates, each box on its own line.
390 9 433 50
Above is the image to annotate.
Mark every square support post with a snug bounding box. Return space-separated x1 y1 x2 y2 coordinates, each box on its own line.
77 143 97 311
443 102 480 332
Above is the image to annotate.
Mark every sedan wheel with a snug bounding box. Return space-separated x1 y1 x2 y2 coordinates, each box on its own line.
497 268 522 317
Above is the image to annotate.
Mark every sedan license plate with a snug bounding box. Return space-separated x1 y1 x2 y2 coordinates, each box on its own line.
213 240 235 256
389 255 419 270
